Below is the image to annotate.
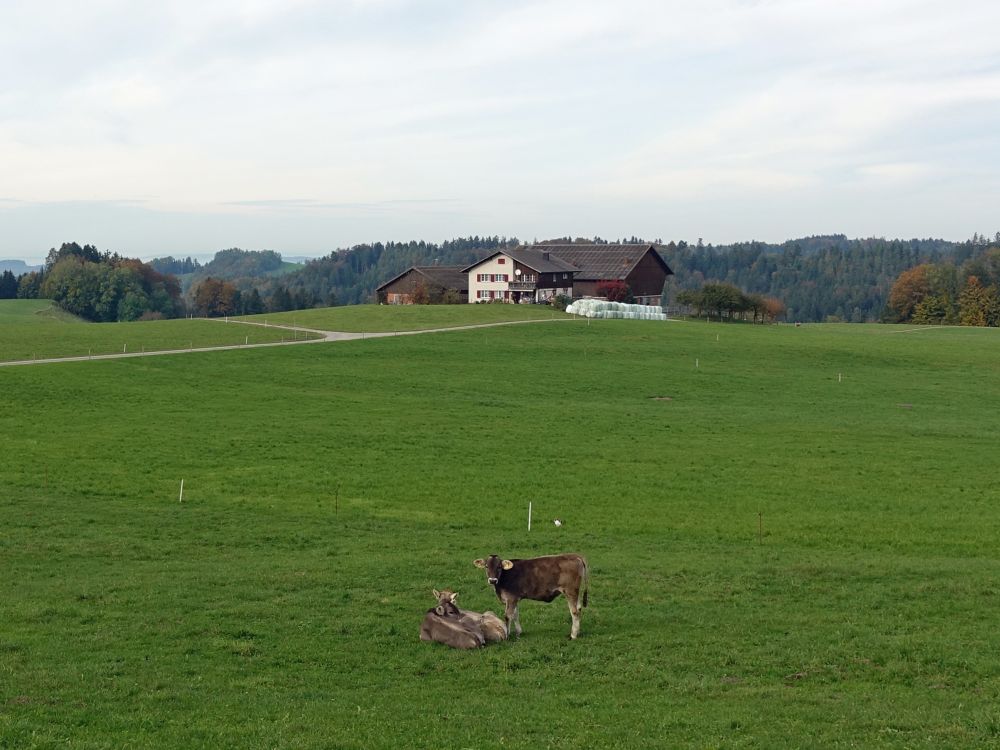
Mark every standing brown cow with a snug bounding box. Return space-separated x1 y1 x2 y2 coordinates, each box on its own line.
473 553 589 639
433 589 508 643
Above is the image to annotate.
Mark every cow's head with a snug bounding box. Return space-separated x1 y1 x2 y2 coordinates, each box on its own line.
473 555 514 585
432 589 460 615
429 589 458 617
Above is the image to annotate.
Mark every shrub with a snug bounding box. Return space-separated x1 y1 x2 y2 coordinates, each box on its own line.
551 294 571 311
596 280 635 303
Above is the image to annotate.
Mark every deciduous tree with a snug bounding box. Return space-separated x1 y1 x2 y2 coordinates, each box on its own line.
762 296 786 322
596 280 635 303
192 277 239 317
888 264 931 322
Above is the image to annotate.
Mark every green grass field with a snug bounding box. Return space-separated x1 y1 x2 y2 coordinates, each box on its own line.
2 314 1000 748
0 300 321 362
0 299 85 325
235 302 573 332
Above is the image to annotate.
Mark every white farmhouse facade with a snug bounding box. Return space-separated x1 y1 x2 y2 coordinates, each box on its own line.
464 249 577 304
469 254 514 303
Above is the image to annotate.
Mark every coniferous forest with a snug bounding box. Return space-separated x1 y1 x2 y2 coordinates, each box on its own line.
5 233 999 324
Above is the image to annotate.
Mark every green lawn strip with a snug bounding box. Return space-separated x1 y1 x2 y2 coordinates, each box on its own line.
0 299 85 325
0 313 321 362
2 320 999 747
233 302 574 332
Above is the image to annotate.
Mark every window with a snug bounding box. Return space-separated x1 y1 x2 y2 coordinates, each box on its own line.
497 257 506 264
562 273 568 279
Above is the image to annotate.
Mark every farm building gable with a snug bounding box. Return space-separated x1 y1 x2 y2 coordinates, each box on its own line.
524 243 674 303
376 266 469 304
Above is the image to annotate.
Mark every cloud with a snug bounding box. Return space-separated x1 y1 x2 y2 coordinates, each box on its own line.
854 162 932 186
1 0 999 252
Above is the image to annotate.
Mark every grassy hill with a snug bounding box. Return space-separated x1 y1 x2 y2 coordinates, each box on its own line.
0 300 319 362
235 303 572 332
2 314 999 747
0 299 85 325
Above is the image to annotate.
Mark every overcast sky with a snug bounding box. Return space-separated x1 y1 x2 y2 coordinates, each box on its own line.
3 0 999 263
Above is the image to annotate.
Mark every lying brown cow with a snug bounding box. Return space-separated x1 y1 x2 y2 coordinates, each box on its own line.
473 553 589 639
419 596 485 650
433 589 507 643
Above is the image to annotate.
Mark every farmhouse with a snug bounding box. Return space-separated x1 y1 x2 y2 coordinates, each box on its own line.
462 247 578 304
463 243 673 305
375 266 468 305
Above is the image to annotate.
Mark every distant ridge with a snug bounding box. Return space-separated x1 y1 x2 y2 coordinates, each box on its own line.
0 260 41 275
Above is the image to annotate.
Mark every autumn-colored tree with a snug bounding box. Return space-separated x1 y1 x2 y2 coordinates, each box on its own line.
887 264 931 322
596 280 635 303
410 281 430 305
192 277 239 317
762 296 786 322
959 276 1000 327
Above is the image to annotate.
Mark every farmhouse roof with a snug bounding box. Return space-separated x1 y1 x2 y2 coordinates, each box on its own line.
461 248 578 274
375 265 468 292
523 243 673 281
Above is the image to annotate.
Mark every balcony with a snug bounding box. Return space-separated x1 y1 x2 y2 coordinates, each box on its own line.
508 280 537 292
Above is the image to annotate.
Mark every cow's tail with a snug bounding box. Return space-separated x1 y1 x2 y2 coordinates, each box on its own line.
581 556 590 608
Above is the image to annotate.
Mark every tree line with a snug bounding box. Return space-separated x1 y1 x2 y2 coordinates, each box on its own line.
176 236 519 316
7 233 998 324
885 233 1000 326
658 234 958 323
675 283 785 322
148 256 201 275
7 243 183 321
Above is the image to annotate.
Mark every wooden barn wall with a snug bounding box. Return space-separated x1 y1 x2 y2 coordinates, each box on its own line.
625 252 670 297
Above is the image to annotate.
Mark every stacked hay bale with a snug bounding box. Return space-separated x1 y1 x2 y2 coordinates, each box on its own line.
565 300 667 320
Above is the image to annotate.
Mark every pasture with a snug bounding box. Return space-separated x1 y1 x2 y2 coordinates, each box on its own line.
233 302 572 332
0 300 320 363
2 314 1000 748
0 299 85 326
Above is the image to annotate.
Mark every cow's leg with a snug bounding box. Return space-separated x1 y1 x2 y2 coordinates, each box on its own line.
504 597 522 637
566 588 582 639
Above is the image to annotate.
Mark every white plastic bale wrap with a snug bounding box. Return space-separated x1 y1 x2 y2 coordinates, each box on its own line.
567 298 666 320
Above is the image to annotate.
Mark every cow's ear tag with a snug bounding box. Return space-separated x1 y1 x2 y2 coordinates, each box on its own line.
473 559 486 568
502 560 514 570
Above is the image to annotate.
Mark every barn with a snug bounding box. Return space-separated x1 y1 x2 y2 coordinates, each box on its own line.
375 266 469 305
524 244 673 305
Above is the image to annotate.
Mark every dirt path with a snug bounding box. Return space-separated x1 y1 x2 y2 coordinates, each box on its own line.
0 317 576 368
